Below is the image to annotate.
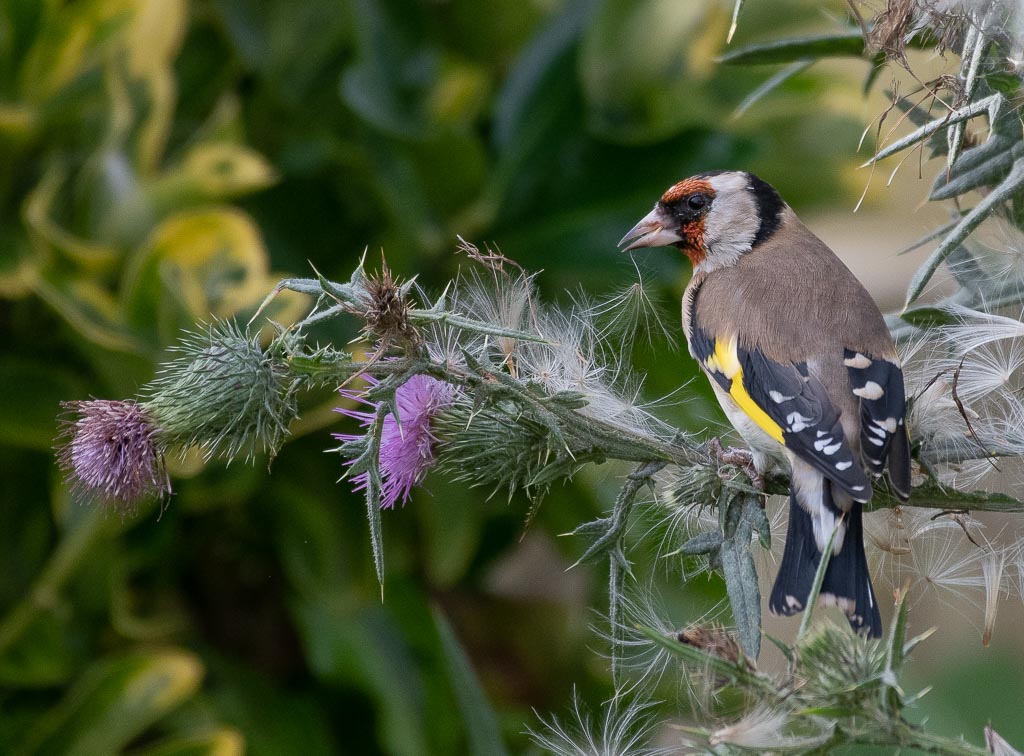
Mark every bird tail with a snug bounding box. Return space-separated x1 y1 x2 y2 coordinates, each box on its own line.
769 477 882 637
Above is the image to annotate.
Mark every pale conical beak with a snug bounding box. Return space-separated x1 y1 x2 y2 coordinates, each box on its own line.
617 207 682 251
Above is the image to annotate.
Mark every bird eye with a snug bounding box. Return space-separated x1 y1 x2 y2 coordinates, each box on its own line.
687 194 708 211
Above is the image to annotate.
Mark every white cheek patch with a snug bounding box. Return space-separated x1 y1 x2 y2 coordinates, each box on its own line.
696 173 760 272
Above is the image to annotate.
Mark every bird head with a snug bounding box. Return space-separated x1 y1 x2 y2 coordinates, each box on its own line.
619 170 785 272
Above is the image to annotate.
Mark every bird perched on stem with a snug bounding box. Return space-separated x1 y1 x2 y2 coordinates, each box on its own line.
620 170 911 637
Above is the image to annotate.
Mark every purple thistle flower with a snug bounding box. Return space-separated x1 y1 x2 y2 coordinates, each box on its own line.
334 375 455 509
56 400 171 510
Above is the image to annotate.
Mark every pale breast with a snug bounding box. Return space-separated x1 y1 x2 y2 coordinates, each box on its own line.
708 380 789 474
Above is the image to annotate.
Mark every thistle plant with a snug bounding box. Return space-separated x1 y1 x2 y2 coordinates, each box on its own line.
51 2 1024 752
56 245 1024 753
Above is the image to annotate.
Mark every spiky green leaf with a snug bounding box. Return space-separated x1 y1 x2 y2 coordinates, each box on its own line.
906 157 1024 306
720 539 761 659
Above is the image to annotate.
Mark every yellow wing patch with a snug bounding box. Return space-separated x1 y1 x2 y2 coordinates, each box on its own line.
705 336 785 445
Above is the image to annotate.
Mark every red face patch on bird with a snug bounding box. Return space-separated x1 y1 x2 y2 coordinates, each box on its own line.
659 178 716 266
660 178 715 205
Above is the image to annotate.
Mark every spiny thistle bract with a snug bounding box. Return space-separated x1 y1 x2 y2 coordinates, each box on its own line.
143 321 301 463
433 397 566 502
795 622 887 709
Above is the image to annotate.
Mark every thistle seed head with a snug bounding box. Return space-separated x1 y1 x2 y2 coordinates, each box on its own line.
56 399 170 511
362 261 417 346
677 624 744 665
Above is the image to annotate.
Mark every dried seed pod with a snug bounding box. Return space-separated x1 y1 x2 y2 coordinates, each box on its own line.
677 624 744 665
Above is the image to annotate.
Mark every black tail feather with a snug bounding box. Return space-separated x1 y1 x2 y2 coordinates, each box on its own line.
769 491 819 617
819 502 882 636
887 421 912 500
769 484 883 637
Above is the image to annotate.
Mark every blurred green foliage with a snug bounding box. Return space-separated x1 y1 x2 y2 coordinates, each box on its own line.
3 0 997 753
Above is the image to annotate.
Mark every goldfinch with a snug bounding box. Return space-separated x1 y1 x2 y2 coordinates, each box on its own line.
620 170 911 637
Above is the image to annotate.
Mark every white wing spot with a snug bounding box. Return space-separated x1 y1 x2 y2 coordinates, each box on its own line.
868 424 887 438
769 390 793 404
867 435 885 447
816 430 828 438
823 442 842 455
844 353 872 369
853 381 884 400
786 412 811 432
835 460 853 471
813 437 833 451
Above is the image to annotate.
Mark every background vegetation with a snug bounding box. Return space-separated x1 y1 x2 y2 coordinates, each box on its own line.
2 0 1022 753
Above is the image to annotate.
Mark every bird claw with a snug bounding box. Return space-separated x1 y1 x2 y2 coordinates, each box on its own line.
709 437 764 492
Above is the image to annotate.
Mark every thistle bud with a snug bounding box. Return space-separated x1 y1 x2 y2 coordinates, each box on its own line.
144 322 299 462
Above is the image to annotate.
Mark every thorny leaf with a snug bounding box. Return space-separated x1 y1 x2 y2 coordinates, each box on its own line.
727 0 744 44
343 400 390 590
864 93 1004 167
732 60 814 119
946 7 994 168
906 156 1024 307
881 584 910 713
719 538 761 659
720 31 867 65
680 530 724 556
930 140 1022 201
944 245 994 295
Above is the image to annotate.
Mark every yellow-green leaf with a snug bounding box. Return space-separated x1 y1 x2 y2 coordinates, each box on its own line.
121 207 307 341
16 649 203 756
123 207 270 322
160 143 279 201
17 0 134 102
33 273 147 355
129 729 245 756
23 165 120 268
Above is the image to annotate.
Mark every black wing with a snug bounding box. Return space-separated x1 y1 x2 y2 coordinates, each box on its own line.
689 314 872 502
738 345 872 503
844 349 911 499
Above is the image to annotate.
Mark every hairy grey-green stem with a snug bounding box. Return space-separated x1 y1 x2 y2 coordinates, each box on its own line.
286 340 1023 517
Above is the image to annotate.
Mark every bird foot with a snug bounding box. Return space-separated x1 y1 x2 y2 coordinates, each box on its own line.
709 437 764 492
